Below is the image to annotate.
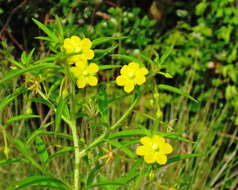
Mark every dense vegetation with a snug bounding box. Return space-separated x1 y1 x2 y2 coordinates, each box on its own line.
0 0 237 190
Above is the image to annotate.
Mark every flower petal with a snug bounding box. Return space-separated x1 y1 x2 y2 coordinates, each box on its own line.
81 38 92 49
135 75 146 85
136 145 149 156
155 153 167 165
116 75 126 86
159 143 173 154
120 65 129 75
144 152 156 164
87 63 99 74
84 50 94 60
140 136 153 147
128 62 139 70
137 67 149 75
124 82 135 93
71 36 81 43
76 77 87 88
152 135 165 145
86 76 98 86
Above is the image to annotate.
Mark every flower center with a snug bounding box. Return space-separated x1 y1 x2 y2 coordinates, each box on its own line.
82 70 88 76
75 46 82 53
152 143 158 150
128 71 135 79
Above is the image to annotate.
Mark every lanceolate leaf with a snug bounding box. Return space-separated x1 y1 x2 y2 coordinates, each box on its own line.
0 88 28 112
6 114 40 124
6 176 70 190
0 63 60 85
158 84 198 103
35 136 49 165
32 18 58 42
0 158 27 166
92 36 127 47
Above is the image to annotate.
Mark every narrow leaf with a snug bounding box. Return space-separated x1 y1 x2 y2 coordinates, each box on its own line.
0 63 60 85
92 36 127 47
32 18 58 42
6 176 70 190
6 114 40 124
158 84 198 103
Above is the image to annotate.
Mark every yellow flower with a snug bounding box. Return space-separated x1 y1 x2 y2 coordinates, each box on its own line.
63 36 94 64
116 62 148 93
70 61 99 88
136 135 173 165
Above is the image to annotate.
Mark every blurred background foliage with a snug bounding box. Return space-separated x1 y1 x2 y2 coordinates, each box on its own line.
1 0 238 189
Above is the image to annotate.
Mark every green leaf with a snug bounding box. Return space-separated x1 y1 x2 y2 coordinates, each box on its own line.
99 65 121 70
158 84 198 103
0 88 28 112
94 45 118 61
157 153 203 169
88 181 126 188
35 136 49 165
157 71 173 78
55 15 64 42
86 163 103 186
47 146 74 162
6 176 70 190
0 158 27 166
111 54 141 64
160 46 174 65
106 140 136 159
14 139 44 172
0 63 60 85
32 18 58 42
92 36 127 47
27 130 72 145
6 114 40 124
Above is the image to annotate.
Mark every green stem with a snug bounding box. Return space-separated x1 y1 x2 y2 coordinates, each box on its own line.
63 117 80 190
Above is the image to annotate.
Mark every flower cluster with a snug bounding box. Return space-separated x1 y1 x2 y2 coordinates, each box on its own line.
136 135 173 165
63 36 99 88
63 36 149 92
63 36 94 64
116 62 149 93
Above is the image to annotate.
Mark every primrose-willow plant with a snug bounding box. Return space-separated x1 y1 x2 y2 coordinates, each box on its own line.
0 17 199 190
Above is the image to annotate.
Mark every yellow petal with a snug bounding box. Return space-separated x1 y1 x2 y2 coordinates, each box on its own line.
86 76 98 86
116 75 126 86
136 145 149 156
152 135 165 145
159 143 173 154
76 77 87 88
84 50 94 60
120 65 129 75
140 136 153 147
135 75 146 85
155 153 167 165
144 152 156 164
128 62 139 70
81 38 92 49
75 61 88 70
87 63 99 74
137 67 149 75
124 82 135 93
71 36 81 43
